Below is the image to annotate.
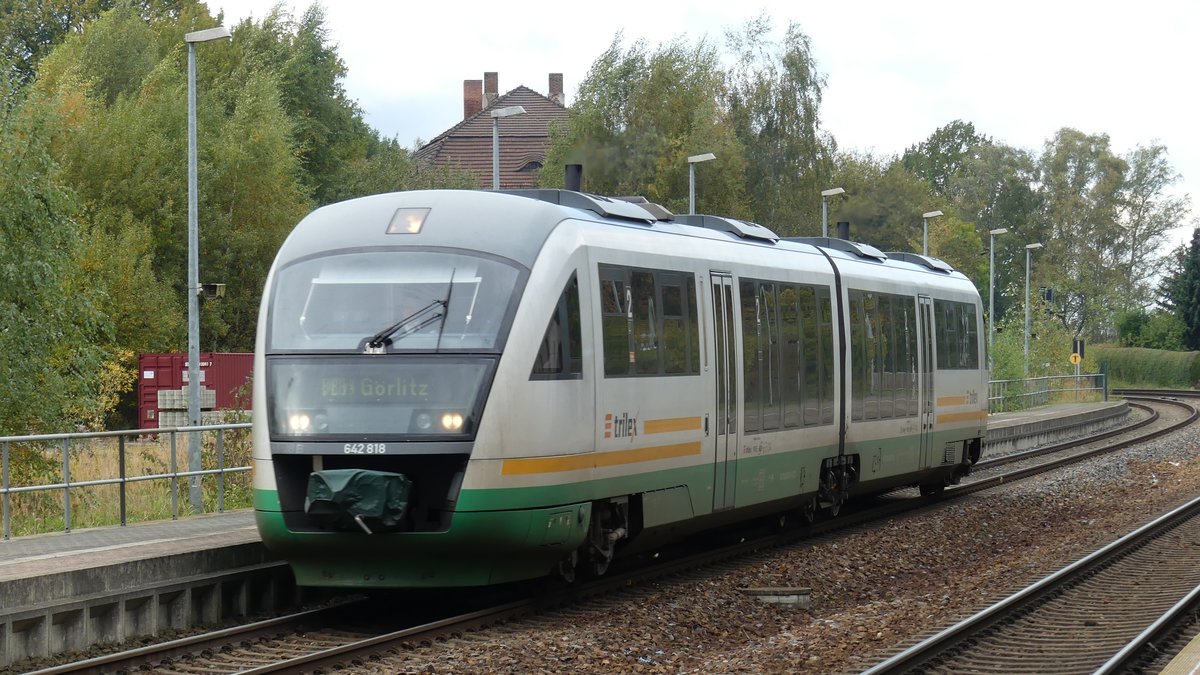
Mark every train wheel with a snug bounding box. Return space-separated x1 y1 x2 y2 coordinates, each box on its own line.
801 498 817 524
820 466 849 516
556 551 578 584
919 480 946 497
772 512 789 532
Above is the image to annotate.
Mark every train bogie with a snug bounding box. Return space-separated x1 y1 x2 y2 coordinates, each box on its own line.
253 188 987 588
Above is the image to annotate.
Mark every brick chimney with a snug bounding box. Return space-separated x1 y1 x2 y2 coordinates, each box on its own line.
463 79 483 119
549 73 564 106
484 71 498 107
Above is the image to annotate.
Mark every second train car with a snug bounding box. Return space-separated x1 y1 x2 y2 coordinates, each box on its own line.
252 188 987 588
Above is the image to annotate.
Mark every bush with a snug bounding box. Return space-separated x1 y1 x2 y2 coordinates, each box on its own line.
1087 344 1200 388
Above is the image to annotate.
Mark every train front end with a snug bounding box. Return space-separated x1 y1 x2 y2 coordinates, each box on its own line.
252 190 579 588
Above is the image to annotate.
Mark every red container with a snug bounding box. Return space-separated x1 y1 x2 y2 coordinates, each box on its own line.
137 353 253 429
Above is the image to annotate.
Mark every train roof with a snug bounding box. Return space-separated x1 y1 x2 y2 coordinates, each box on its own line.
278 189 970 285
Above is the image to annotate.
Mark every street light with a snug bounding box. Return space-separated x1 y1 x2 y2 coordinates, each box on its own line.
1024 242 1043 379
922 210 944 256
185 25 231 511
490 105 526 190
687 153 716 214
988 227 1008 371
821 187 845 237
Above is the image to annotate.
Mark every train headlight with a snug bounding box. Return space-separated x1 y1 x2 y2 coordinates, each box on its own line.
288 413 312 433
440 412 464 431
410 410 468 434
385 207 430 234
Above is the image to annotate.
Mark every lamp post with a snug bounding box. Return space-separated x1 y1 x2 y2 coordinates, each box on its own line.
987 227 1008 371
1024 242 1043 379
185 26 231 511
490 105 526 190
687 153 716 214
821 187 845 237
922 210 943 256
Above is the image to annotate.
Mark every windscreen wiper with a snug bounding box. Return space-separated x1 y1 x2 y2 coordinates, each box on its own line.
363 300 444 354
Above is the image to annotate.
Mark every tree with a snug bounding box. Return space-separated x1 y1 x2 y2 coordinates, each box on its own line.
724 15 834 233
541 34 749 219
946 142 1042 326
324 136 478 204
0 0 112 84
1167 229 1200 350
35 3 311 353
1034 128 1127 339
224 4 371 205
0 85 112 433
902 120 989 196
1118 143 1190 309
829 152 937 252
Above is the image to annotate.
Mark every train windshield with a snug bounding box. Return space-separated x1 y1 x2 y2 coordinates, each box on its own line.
268 250 522 352
267 356 494 439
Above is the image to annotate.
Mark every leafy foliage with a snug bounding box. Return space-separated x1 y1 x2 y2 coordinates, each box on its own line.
724 15 835 232
1165 229 1200 350
542 34 748 218
0 85 112 433
1088 344 1200 388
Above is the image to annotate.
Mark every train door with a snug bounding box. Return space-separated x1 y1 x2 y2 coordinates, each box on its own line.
918 295 935 468
710 272 737 511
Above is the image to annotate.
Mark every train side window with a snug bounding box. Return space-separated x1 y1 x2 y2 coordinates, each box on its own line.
779 285 802 428
760 282 781 431
816 286 835 425
877 294 894 419
598 264 701 377
600 266 631 376
933 300 980 370
632 271 659 375
849 289 919 421
740 280 761 433
849 290 865 421
531 273 583 380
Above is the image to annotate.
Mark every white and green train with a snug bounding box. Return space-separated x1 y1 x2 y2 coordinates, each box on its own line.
252 188 987 588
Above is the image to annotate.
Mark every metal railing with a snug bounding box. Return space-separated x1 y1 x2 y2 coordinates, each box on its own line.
987 373 1108 413
1 422 251 540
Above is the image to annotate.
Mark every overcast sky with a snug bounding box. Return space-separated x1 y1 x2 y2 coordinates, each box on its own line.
216 0 1199 250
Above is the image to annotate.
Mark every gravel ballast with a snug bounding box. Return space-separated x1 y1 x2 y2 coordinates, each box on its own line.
356 423 1200 674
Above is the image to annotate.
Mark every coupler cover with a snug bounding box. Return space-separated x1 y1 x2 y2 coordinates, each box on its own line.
305 469 413 530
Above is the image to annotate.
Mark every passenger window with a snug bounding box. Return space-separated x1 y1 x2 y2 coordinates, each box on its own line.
599 264 700 377
532 273 583 379
849 289 919 421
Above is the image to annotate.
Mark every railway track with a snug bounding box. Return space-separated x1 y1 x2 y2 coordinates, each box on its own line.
29 394 1198 675
860 492 1200 674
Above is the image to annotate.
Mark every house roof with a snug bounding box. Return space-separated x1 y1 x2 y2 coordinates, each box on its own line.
415 85 569 189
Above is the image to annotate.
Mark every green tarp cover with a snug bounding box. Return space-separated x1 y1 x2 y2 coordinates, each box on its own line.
305 469 412 528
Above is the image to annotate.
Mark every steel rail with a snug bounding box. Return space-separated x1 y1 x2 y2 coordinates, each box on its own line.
1095 581 1200 674
860 493 1200 675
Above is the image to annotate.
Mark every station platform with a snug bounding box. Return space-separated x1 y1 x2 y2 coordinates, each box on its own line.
0 399 1136 667
1160 629 1200 675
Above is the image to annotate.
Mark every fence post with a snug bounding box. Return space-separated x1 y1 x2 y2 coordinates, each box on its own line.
2 441 9 540
217 428 225 513
169 430 179 520
62 438 71 533
119 435 127 526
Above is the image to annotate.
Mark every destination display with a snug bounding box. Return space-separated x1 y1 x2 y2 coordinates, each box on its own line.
266 356 494 438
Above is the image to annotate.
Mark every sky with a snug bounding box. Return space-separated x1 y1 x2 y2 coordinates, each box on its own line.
215 0 1199 251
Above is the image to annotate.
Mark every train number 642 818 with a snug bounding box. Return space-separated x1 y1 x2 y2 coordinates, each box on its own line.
343 443 387 454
